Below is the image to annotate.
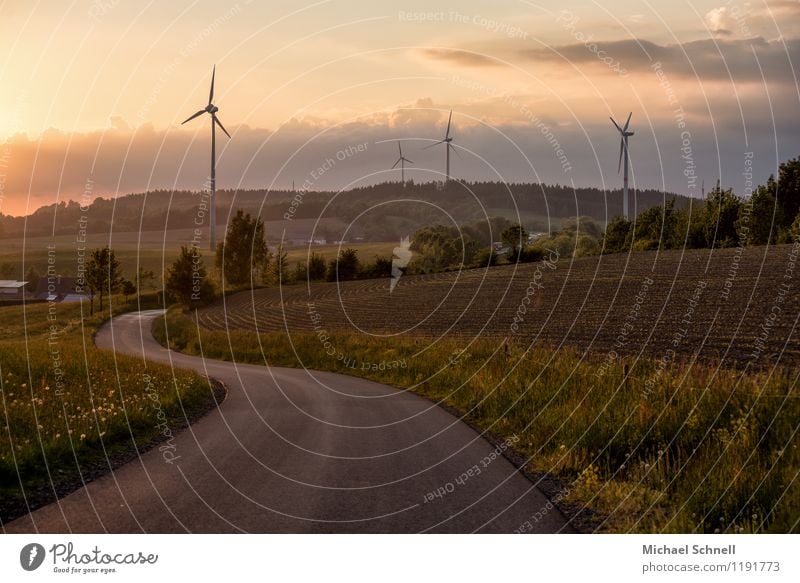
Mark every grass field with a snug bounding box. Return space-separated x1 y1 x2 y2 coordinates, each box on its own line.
0 296 214 524
156 244 800 533
1 225 397 287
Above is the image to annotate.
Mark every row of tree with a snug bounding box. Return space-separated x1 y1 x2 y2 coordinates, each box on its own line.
78 247 137 314
604 157 800 253
162 210 401 307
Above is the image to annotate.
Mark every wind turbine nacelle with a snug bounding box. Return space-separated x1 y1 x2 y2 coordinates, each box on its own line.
206 104 219 113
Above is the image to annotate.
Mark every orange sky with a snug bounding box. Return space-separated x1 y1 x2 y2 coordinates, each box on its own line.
0 0 798 215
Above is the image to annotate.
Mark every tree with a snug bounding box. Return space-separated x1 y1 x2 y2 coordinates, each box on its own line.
741 178 781 245
501 224 529 261
631 199 679 250
474 247 499 267
777 157 800 229
137 267 156 291
574 235 601 257
273 245 290 284
121 279 137 302
410 224 479 271
215 209 270 286
327 248 360 281
85 246 122 314
307 252 327 281
789 212 800 242
165 246 214 307
293 261 308 284
602 216 632 254
703 183 741 248
560 216 604 239
362 256 392 279
24 266 40 293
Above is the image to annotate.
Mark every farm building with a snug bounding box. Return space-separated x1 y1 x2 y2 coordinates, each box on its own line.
0 280 31 300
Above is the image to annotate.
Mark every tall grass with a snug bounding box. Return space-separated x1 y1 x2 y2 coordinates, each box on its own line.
0 297 212 522
155 308 799 533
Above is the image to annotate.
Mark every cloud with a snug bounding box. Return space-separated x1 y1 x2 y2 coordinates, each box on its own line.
420 48 502 68
109 115 130 131
1 82 798 217
390 97 446 129
516 36 800 84
704 1 800 38
705 7 735 36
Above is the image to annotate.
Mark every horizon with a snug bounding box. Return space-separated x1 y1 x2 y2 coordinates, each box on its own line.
4 178 699 220
1 1 798 215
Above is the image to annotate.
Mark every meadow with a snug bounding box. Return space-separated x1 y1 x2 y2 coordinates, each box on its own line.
0 296 213 524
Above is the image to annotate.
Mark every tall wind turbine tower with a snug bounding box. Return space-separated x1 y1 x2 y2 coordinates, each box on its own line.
423 110 456 183
391 142 413 187
182 65 231 250
610 112 634 219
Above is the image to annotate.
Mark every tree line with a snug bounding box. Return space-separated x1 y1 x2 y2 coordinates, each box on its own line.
603 157 800 253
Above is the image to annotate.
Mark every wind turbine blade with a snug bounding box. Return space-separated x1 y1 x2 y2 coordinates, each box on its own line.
445 110 452 139
405 158 413 165
214 115 231 138
618 138 624 173
422 140 444 150
623 111 632 132
610 117 623 133
391 159 401 169
451 144 463 159
398 142 402 157
209 65 216 105
182 110 206 124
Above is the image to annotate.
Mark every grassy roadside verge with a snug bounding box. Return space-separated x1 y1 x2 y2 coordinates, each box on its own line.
0 297 216 525
154 307 799 533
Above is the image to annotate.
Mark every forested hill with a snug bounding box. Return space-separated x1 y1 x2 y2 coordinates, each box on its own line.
0 181 688 240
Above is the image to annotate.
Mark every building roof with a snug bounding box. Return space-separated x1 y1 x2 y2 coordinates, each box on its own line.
60 294 89 303
0 280 28 288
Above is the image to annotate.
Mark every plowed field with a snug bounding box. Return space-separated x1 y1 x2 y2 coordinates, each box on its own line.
197 244 800 367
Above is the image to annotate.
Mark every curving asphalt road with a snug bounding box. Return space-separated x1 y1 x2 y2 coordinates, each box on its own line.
6 310 570 533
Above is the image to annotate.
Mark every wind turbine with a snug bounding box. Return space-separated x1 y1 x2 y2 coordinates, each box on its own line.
610 112 634 219
391 142 413 187
423 110 457 183
182 65 231 250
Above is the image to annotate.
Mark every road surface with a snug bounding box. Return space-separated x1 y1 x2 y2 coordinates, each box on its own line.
6 310 570 533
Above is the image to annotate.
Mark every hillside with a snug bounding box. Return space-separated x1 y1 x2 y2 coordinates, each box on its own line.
0 182 688 243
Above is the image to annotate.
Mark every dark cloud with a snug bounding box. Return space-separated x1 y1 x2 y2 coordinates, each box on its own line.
518 36 800 84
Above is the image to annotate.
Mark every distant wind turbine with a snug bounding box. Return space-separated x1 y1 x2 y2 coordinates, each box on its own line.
423 110 458 183
610 112 634 219
181 65 231 250
391 142 413 187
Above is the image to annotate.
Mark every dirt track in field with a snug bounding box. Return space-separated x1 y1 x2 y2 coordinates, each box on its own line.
197 245 800 367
